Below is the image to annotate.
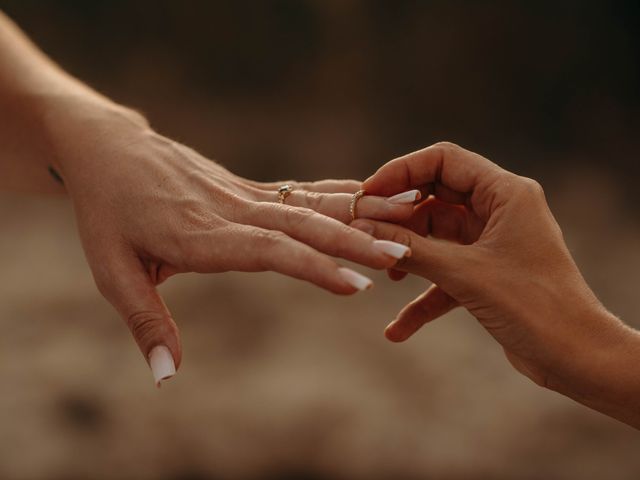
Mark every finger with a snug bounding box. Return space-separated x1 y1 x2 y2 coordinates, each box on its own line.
413 184 468 206
184 223 376 295
92 246 181 388
384 198 482 282
387 269 408 281
283 189 419 224
349 218 465 287
406 197 485 244
251 179 363 194
363 142 510 220
237 203 412 270
385 285 459 342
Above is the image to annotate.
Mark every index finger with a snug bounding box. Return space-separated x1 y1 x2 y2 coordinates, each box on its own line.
363 142 508 219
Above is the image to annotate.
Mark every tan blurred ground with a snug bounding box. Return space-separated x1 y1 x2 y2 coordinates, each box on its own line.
1 167 639 480
1 1 640 478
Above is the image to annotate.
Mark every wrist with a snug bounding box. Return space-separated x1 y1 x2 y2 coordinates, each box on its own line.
545 305 640 424
31 92 151 174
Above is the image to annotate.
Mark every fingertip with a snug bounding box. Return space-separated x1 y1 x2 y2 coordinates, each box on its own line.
362 163 399 196
387 189 422 204
361 179 381 196
337 267 374 292
362 173 376 187
387 269 408 281
384 323 408 343
372 240 411 260
329 282 359 296
149 344 177 388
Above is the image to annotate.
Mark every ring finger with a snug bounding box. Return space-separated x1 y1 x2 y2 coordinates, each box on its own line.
255 187 421 225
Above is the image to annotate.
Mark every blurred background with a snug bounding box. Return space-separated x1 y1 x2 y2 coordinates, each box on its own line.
1 1 639 479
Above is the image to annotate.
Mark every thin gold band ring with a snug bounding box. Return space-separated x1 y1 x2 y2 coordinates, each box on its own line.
350 190 366 221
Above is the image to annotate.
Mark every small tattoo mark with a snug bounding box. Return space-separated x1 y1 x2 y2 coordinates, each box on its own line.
48 165 64 185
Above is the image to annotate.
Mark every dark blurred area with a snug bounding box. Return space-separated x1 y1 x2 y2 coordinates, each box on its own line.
4 0 640 187
1 1 639 479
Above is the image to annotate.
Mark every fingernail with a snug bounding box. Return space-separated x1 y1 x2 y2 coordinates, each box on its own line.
149 345 176 388
373 240 411 259
338 267 373 291
387 189 421 204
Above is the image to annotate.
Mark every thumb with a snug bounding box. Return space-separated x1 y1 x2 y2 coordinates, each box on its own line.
92 248 181 387
350 219 466 289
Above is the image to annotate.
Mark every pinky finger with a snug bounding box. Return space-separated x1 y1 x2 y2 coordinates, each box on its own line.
385 284 458 342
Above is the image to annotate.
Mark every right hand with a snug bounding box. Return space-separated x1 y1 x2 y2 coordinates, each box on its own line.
351 142 628 392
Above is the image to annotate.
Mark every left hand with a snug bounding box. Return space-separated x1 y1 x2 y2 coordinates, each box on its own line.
44 100 417 385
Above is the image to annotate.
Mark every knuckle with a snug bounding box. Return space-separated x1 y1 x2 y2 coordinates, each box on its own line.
219 192 250 222
330 223 361 255
244 200 267 221
433 141 461 153
282 205 316 229
389 230 414 269
179 241 203 269
240 184 265 202
179 197 222 232
251 228 287 248
250 229 290 270
390 229 413 248
303 191 323 211
126 310 173 345
517 176 546 199
175 215 230 266
175 231 205 267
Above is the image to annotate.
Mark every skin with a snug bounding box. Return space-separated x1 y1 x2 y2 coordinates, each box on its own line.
2 12 637 430
353 142 640 429
0 12 413 374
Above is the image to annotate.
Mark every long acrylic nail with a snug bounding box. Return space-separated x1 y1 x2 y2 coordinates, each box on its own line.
373 240 411 259
387 189 421 204
149 345 176 388
338 267 373 291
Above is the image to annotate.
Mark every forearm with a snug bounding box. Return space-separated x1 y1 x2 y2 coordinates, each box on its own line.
0 11 146 192
546 307 640 428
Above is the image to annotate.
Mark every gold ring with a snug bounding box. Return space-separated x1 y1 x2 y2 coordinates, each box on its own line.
277 184 293 204
349 190 366 220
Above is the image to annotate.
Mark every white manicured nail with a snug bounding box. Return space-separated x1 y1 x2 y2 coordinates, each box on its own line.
373 240 410 259
149 345 176 388
338 267 373 291
387 189 421 204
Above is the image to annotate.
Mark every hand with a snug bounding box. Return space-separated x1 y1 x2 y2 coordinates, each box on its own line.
0 11 417 387
45 101 415 385
352 142 640 425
